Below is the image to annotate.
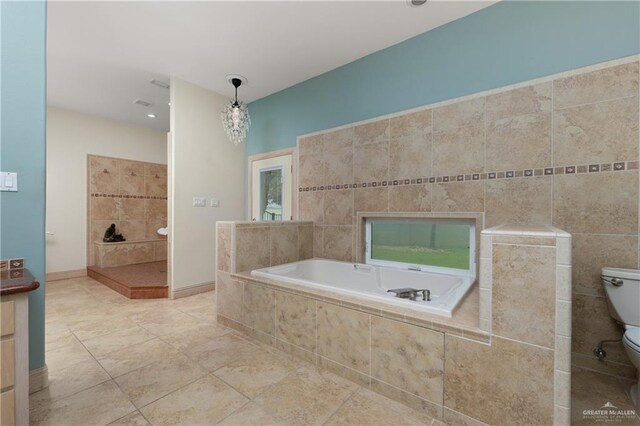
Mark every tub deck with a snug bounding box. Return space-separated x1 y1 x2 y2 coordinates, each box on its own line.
232 269 485 342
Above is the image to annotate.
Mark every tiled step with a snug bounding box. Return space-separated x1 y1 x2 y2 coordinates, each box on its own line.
87 261 167 299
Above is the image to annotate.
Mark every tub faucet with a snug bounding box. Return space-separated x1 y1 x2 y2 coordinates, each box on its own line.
387 288 431 302
418 289 431 302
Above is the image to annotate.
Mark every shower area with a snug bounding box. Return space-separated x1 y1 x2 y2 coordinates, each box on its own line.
86 155 168 298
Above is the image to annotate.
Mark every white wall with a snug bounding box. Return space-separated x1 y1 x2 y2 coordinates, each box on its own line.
169 78 244 292
46 107 167 274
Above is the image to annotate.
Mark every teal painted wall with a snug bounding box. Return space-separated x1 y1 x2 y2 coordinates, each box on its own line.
246 1 640 160
1 1 47 371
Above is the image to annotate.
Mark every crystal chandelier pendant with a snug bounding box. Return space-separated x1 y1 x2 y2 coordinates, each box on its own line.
221 77 250 145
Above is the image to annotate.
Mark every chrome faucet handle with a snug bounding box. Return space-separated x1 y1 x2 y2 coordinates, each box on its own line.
387 288 416 299
416 289 431 301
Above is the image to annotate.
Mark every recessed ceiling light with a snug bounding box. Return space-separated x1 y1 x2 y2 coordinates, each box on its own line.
407 0 427 6
147 113 157 119
150 79 170 89
134 99 153 107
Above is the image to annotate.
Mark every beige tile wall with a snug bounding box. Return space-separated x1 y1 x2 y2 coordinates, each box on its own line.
216 223 571 425
215 221 314 343
87 155 167 266
93 240 167 268
297 58 640 378
476 225 571 424
215 221 315 325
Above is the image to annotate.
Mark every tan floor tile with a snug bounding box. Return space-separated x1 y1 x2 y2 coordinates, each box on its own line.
82 325 156 357
213 346 298 398
130 308 203 337
45 337 95 371
30 358 111 404
325 388 432 426
96 338 182 378
189 333 260 371
140 375 247 426
252 366 358 426
158 322 229 352
30 381 135 426
44 323 76 351
571 367 640 425
70 316 139 341
108 411 150 426
181 305 218 323
115 352 207 408
217 402 282 425
169 292 215 313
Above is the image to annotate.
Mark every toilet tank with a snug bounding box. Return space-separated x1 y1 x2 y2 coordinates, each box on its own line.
602 267 640 327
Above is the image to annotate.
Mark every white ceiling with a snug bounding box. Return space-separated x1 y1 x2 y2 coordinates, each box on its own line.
47 1 495 132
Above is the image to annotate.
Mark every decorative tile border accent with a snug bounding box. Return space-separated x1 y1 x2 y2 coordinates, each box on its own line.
299 160 639 192
90 193 168 200
0 258 25 272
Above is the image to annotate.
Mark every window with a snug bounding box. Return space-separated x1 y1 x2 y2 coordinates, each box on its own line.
259 167 283 221
249 151 294 221
365 218 475 275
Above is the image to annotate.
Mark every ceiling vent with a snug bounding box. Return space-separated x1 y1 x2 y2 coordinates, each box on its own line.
150 79 170 89
134 99 153 107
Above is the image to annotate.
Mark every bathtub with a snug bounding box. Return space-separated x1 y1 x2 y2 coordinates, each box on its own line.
251 258 475 317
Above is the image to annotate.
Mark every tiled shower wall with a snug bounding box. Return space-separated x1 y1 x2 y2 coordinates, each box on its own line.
87 155 168 266
297 58 640 378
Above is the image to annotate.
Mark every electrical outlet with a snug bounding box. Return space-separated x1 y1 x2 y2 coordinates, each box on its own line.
211 197 220 207
193 197 206 207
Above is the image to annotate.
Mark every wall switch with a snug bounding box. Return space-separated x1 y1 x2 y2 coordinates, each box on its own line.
0 172 17 192
210 197 220 207
193 196 206 207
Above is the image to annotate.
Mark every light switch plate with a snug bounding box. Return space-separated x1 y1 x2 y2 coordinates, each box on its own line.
211 197 220 207
0 172 18 192
193 196 206 207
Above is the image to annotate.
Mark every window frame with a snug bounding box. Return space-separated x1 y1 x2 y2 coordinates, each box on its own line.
364 217 476 277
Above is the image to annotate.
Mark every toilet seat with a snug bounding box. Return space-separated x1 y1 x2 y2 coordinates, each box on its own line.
624 327 640 352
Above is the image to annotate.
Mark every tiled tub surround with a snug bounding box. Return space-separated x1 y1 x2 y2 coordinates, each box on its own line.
87 155 168 267
298 57 640 379
217 222 572 425
216 221 314 325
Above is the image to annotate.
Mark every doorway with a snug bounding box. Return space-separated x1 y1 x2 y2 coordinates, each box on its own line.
248 148 296 222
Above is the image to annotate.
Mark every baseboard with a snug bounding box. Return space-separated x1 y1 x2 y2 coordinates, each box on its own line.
46 269 86 282
171 281 215 299
29 364 49 394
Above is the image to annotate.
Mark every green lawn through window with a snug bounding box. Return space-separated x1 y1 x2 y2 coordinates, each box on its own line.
370 221 471 270
371 245 470 270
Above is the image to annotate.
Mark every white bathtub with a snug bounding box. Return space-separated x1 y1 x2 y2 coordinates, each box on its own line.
251 258 475 317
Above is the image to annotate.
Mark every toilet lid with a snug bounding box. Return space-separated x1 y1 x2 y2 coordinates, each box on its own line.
624 328 640 350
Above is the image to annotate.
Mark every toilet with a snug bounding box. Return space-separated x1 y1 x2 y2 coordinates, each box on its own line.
602 267 640 407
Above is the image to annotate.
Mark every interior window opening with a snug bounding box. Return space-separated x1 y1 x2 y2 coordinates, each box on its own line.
365 218 475 276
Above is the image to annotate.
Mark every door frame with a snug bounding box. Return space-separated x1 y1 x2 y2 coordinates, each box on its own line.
247 147 297 221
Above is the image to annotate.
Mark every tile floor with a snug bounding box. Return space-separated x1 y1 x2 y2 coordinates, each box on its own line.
32 276 437 425
32 276 640 425
571 366 640 425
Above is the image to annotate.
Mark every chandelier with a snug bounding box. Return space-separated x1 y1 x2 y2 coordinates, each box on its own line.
221 76 250 145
